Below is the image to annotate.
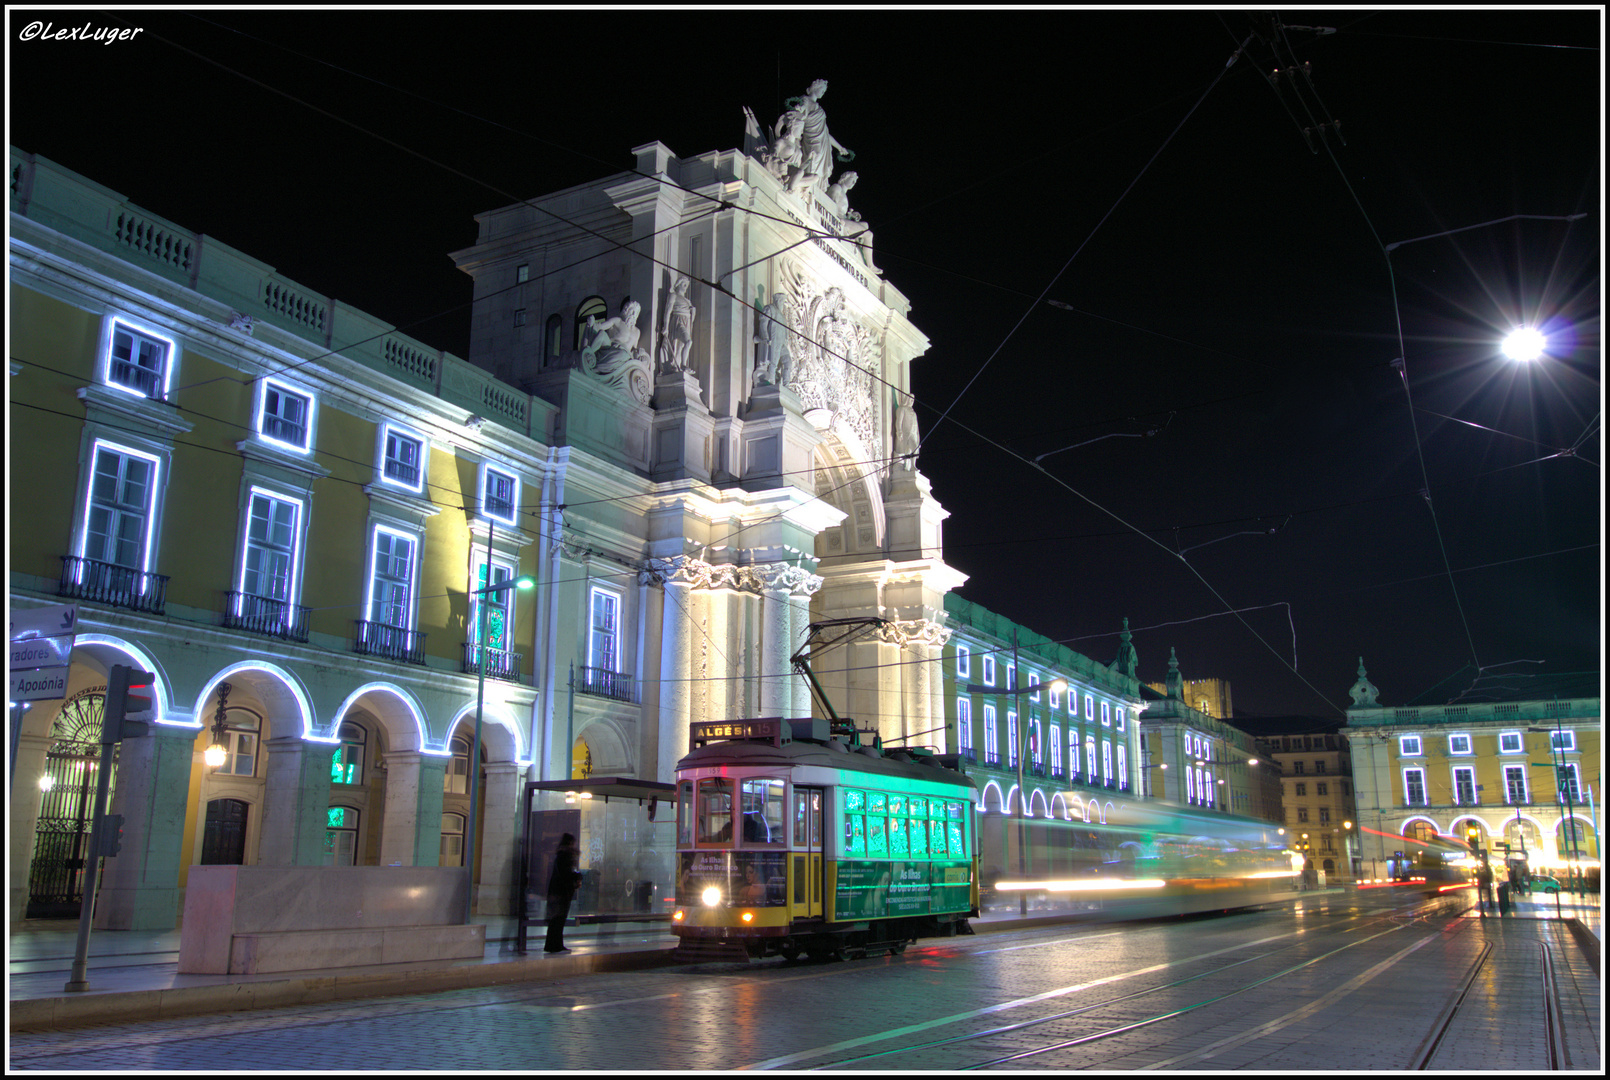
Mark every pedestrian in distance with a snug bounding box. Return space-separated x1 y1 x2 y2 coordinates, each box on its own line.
545 833 582 954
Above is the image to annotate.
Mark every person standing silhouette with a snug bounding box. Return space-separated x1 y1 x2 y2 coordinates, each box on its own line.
546 833 581 953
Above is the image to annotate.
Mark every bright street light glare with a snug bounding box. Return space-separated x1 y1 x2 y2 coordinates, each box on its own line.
1501 327 1546 361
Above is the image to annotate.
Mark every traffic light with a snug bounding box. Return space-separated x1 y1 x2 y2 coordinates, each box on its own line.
102 664 156 742
1464 822 1481 854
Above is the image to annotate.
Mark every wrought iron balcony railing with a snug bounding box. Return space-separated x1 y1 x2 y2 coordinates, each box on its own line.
577 665 638 704
58 556 169 614
462 642 523 683
224 591 310 642
353 620 426 665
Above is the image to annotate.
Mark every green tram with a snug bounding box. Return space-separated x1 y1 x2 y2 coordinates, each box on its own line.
671 718 980 961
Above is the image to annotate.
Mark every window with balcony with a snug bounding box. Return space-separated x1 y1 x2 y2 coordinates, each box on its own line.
1028 716 1042 769
482 466 518 525
983 704 998 765
1049 723 1062 777
956 697 972 757
84 442 158 570
1504 765 1527 805
1006 711 1019 768
1116 744 1127 790
1102 740 1112 786
369 528 415 630
380 425 425 492
1404 768 1427 806
589 586 620 673
232 488 308 637
467 560 518 680
1558 763 1582 804
1086 737 1097 781
258 379 313 452
105 320 173 399
1453 766 1477 805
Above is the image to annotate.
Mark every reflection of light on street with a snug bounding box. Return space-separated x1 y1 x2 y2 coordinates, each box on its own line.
994 878 1166 892
1240 869 1300 880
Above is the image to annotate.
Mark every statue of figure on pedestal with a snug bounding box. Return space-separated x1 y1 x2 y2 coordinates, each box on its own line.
658 275 695 375
825 171 858 215
773 79 853 200
579 300 653 406
753 290 794 389
894 390 919 470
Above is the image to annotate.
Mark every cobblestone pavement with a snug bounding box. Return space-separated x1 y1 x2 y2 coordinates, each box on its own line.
8 892 1600 1072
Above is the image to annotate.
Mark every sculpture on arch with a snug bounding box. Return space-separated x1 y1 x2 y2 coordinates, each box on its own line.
752 288 794 389
770 79 854 200
579 300 653 405
657 275 696 375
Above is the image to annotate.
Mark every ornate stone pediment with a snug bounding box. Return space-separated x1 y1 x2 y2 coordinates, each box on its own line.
776 261 881 456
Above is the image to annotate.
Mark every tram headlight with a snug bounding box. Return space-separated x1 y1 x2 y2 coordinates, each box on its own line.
702 886 723 907
741 911 754 923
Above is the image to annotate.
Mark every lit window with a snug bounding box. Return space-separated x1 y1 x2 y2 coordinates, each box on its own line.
1448 733 1472 755
1499 731 1523 754
982 654 996 686
1006 711 1018 768
1049 724 1062 776
332 722 366 786
105 320 174 399
983 704 999 765
589 586 621 673
216 715 259 777
955 644 970 679
1028 672 1040 701
1399 735 1422 757
1085 695 1094 721
241 488 302 606
482 465 518 524
1549 730 1576 753
472 560 516 653
381 425 425 491
1029 716 1042 766
1116 744 1126 789
1404 768 1426 806
1006 663 1016 691
440 812 466 867
1557 763 1582 803
1102 741 1112 785
444 734 470 795
1068 731 1080 778
369 527 416 629
956 698 973 756
1297 806 1309 822
258 379 314 451
82 442 159 570
1101 701 1110 726
323 806 359 866
1068 690 1077 716
516 264 530 283
1454 766 1477 805
1048 680 1060 709
1085 737 1096 780
1115 707 1125 732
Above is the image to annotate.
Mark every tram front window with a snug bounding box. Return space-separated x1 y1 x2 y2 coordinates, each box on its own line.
741 777 786 845
697 778 733 843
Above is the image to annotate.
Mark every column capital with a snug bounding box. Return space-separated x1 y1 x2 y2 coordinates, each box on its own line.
879 618 951 649
643 555 822 597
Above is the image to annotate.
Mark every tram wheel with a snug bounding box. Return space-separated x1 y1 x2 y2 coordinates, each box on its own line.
778 943 801 962
889 941 907 956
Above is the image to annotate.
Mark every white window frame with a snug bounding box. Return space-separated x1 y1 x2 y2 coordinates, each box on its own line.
256 377 315 453
1068 689 1077 716
1403 767 1427 806
1029 715 1042 766
955 644 970 679
1498 731 1523 754
1549 730 1577 753
367 525 419 630
956 697 972 755
1006 662 1016 691
1101 701 1110 726
1102 741 1112 785
1503 764 1528 805
588 585 623 673
1557 762 1582 804
1048 680 1060 709
238 486 304 607
102 317 176 400
1116 744 1126 789
981 654 995 686
1448 733 1473 756
1086 737 1097 781
1028 672 1040 701
378 423 427 493
79 439 163 572
1399 735 1422 757
472 557 518 653
1452 765 1477 805
983 704 998 764
1085 694 1094 721
480 463 519 526
1006 710 1019 768
1115 707 1125 732
1049 723 1062 776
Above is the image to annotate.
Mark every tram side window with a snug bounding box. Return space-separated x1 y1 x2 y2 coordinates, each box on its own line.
676 780 693 846
697 777 733 843
740 777 786 845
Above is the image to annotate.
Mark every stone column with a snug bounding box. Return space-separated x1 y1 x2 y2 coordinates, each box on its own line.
95 722 198 930
378 751 447 867
258 736 335 867
477 761 523 915
706 587 731 722
10 733 54 921
657 577 694 782
788 589 814 719
760 579 792 717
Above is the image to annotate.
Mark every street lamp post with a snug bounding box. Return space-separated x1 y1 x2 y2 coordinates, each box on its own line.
462 529 534 925
1529 719 1584 896
966 655 1066 918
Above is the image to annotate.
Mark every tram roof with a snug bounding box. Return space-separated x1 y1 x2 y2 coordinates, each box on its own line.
676 737 979 793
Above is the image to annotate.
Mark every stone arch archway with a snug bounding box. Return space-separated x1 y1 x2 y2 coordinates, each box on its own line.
811 429 885 559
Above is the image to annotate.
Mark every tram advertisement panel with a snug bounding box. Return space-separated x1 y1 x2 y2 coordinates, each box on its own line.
679 850 787 906
834 859 972 920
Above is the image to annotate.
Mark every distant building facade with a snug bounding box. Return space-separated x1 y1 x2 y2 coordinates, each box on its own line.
1137 648 1282 825
1233 716 1358 881
1339 661 1601 882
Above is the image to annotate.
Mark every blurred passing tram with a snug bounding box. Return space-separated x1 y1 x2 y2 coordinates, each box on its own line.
669 717 1298 962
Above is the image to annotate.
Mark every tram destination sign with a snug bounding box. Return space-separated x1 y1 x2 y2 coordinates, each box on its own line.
690 719 783 748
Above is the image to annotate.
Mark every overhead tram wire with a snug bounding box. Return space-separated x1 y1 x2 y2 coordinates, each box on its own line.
918 34 1257 457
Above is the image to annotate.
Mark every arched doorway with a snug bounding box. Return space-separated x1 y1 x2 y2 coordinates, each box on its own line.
27 687 117 918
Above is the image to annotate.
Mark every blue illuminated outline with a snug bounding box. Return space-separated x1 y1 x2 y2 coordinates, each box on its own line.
238 486 304 611
79 439 162 575
256 377 316 454
378 423 426 493
102 318 177 400
479 463 519 525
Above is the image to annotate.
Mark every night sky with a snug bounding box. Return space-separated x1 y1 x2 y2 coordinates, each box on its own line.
9 8 1602 719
